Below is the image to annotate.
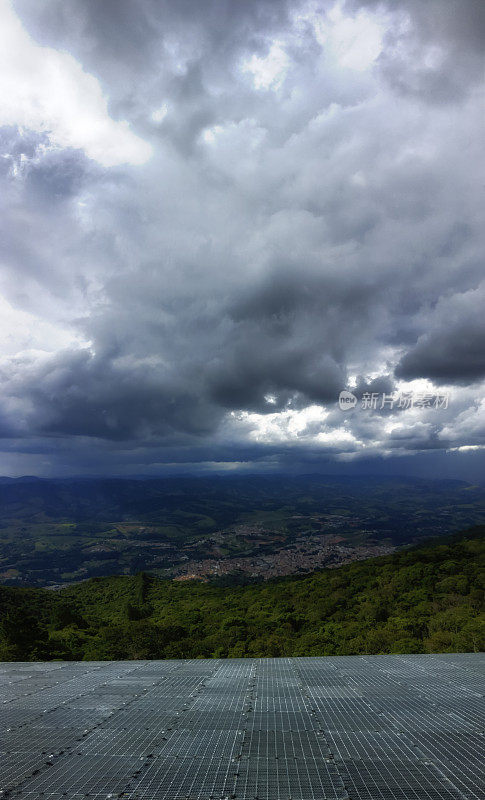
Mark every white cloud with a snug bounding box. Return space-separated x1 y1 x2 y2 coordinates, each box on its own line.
307 0 386 72
0 293 85 358
234 405 330 444
0 0 482 474
242 41 290 90
0 0 152 166
151 104 169 124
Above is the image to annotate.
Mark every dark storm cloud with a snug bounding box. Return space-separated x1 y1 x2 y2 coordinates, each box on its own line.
206 268 380 410
0 0 484 475
15 0 292 57
396 321 485 385
394 284 485 384
43 351 213 439
353 375 395 396
13 0 293 150
206 344 344 411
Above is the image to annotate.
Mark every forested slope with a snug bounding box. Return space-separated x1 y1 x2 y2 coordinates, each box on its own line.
1 526 483 660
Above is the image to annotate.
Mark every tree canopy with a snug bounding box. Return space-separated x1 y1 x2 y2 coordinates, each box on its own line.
1 527 483 661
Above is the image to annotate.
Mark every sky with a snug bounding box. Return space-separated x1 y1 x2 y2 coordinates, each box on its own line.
0 0 484 479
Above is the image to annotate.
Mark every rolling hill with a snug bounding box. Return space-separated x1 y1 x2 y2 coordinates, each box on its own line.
1 525 483 661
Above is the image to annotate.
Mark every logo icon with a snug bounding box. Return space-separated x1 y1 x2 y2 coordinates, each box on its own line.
339 390 357 411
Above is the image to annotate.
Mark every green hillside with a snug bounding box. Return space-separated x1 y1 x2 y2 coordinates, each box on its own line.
1 526 484 661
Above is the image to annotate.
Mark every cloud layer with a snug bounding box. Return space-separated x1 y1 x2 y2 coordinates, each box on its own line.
0 0 483 476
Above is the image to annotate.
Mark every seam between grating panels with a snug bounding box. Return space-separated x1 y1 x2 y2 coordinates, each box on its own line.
1 661 182 798
381 716 484 799
231 658 260 800
2 662 147 732
291 656 349 800
382 656 484 718
366 654 483 705
233 657 354 799
396 655 484 698
364 655 485 788
112 659 239 799
357 655 474 800
1 663 69 698
2 662 120 706
3 657 483 799
371 656 485 751
430 655 485 686
290 657 351 800
292 655 468 800
1 662 146 796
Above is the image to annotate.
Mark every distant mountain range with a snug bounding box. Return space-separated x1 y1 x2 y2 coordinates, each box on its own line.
0 475 484 588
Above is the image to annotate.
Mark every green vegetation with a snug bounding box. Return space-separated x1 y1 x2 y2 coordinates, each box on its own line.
1 475 484 586
1 526 483 661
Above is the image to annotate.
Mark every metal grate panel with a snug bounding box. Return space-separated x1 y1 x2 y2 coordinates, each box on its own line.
1 654 483 799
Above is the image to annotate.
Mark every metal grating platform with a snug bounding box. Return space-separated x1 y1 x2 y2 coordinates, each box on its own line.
1 654 483 799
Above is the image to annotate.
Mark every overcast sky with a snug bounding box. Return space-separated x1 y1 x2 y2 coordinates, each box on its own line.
0 0 484 478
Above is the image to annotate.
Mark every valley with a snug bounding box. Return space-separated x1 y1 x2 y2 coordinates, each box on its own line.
0 475 484 587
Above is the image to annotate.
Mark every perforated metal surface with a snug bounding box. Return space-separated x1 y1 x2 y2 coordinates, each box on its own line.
1 654 483 799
